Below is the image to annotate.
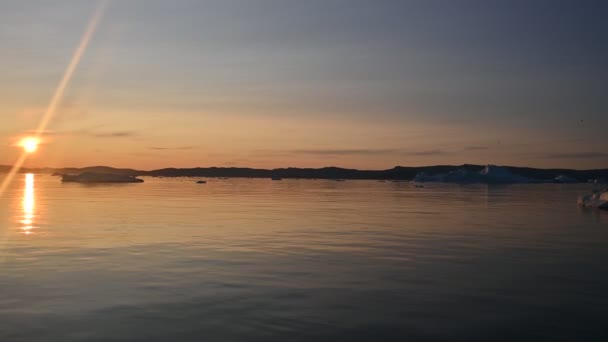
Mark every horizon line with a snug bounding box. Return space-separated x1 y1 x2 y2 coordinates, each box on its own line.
3 163 608 173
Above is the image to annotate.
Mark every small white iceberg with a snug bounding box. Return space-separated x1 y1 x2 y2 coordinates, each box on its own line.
413 165 532 184
578 190 608 210
61 172 144 183
554 175 578 183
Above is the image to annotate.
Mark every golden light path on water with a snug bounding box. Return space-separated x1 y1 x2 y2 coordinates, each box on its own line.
21 174 35 235
0 0 108 199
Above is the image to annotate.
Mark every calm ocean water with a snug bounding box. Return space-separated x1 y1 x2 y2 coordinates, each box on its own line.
0 174 607 341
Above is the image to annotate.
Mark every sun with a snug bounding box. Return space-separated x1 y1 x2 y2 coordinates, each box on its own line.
19 137 40 153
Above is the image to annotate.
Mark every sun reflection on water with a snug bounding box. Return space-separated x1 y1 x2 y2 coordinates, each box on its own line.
21 173 35 234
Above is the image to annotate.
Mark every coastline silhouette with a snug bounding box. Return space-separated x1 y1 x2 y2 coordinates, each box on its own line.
4 164 607 183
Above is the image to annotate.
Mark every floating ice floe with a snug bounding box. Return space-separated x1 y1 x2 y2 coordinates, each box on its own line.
61 172 144 183
554 175 578 183
413 165 532 184
578 190 608 210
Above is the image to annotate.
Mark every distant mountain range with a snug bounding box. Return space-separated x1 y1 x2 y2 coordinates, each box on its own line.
1 164 607 182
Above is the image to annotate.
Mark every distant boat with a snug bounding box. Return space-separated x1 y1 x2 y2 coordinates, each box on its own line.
196 180 207 184
271 177 282 181
333 179 346 182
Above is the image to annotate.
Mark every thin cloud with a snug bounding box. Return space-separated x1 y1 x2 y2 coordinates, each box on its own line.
545 152 608 159
129 151 160 157
222 160 251 166
464 146 489 151
403 149 448 156
149 146 196 151
93 131 137 138
291 149 398 156
22 129 59 137
290 148 449 157
23 128 137 139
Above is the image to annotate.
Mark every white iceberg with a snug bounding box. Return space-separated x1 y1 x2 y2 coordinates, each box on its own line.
413 165 532 184
578 190 608 210
479 165 532 183
61 172 144 183
554 175 578 183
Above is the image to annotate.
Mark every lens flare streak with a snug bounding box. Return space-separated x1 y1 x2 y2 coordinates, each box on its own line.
0 0 108 198
34 0 108 137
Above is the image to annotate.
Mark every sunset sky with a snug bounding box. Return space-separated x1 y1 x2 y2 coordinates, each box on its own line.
1 0 606 170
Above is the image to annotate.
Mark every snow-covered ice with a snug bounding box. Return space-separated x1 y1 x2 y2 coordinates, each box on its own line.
61 172 144 183
578 190 608 210
413 165 532 184
554 175 578 183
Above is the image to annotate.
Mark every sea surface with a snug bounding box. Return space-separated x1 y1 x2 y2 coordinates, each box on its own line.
0 174 607 341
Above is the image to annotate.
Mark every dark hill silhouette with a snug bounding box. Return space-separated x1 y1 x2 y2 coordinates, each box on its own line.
54 166 140 176
3 164 607 182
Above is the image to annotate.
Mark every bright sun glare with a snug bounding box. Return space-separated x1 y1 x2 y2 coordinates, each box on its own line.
20 138 40 153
